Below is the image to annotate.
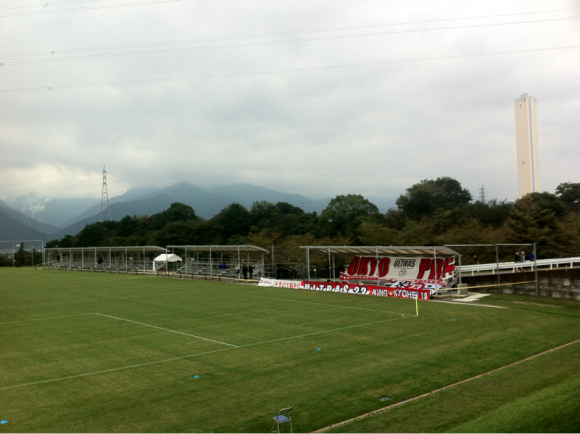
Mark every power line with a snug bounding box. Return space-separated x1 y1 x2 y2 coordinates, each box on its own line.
0 0 100 10
2 44 577 93
1 9 574 58
0 17 573 66
2 7 575 53
0 0 183 17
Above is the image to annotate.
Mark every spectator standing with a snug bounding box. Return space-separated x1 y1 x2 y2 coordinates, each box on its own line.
529 251 536 262
514 251 521 272
249 264 254 279
242 264 248 279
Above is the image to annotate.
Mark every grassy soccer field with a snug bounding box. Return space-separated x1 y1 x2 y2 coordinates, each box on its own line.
1 268 579 432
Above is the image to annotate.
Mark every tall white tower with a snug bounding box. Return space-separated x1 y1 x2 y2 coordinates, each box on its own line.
514 93 541 198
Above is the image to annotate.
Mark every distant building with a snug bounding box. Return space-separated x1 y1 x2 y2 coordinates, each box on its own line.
514 93 541 197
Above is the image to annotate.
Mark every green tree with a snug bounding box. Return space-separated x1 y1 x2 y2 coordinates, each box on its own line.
555 182 580 211
318 194 380 239
395 177 472 220
14 243 31 267
210 203 252 242
507 195 558 244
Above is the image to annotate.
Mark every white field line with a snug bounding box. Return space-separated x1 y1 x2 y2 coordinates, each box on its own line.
0 347 234 392
0 313 96 325
72 275 409 317
240 316 413 348
0 316 412 392
94 313 238 347
313 338 580 433
431 300 506 308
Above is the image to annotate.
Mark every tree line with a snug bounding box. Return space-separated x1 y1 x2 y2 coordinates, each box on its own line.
32 178 579 266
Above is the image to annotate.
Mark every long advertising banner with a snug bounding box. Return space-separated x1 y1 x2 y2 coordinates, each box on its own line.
301 281 433 300
258 278 304 289
339 256 455 287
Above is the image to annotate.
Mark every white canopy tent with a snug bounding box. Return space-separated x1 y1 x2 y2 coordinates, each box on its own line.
153 253 182 270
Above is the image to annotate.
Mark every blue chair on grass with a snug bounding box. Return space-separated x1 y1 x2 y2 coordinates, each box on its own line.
271 407 292 433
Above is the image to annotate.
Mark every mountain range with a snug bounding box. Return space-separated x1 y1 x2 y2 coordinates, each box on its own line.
0 182 334 242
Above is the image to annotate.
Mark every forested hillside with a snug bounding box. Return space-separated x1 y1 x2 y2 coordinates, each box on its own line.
43 178 580 266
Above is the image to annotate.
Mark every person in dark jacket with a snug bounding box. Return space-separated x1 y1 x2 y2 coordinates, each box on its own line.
242 264 248 279
248 264 254 279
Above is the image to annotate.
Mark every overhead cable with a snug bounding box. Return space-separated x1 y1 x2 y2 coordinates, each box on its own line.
1 17 574 66
2 45 577 93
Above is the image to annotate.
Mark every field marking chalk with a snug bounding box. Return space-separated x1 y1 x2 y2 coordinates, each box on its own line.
0 313 96 325
94 313 238 347
0 316 411 392
0 347 233 392
312 338 580 433
239 316 412 348
431 300 506 308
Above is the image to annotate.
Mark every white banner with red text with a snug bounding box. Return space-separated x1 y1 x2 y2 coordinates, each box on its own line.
339 256 455 287
258 278 304 289
301 281 432 300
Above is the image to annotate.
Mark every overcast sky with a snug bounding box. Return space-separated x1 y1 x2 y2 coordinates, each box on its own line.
0 0 578 204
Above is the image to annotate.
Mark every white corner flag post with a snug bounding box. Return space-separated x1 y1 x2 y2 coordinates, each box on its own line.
415 291 419 316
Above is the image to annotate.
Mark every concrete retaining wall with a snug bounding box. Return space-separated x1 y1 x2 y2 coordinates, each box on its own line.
461 268 580 301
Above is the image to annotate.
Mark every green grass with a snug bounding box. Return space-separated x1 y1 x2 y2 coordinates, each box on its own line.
1 268 579 432
329 337 580 433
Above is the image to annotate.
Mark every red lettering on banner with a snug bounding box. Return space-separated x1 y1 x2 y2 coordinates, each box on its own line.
368 258 378 276
302 281 431 300
358 257 372 276
417 259 432 279
378 258 390 277
443 257 455 277
429 258 444 280
348 257 360 275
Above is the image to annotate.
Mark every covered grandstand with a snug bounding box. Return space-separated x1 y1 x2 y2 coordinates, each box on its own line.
166 245 269 279
300 245 461 286
44 246 167 272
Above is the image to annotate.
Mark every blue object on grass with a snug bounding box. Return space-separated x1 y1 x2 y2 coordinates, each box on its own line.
1 420 7 424
317 348 321 351
452 319 455 321
194 375 199 378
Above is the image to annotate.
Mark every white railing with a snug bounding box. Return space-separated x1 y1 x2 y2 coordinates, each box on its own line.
460 257 580 275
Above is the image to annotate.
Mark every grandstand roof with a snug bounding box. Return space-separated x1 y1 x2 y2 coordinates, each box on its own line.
167 245 270 254
45 246 167 253
299 246 460 256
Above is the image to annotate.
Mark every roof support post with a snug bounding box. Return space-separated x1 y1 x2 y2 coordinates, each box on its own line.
534 243 539 297
82 248 84 270
495 245 501 289
307 247 310 281
376 247 379 286
328 247 331 281
125 247 127 273
185 246 188 275
69 248 72 270
210 246 212 277
165 246 168 276
109 247 111 271
434 247 437 284
332 255 335 280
